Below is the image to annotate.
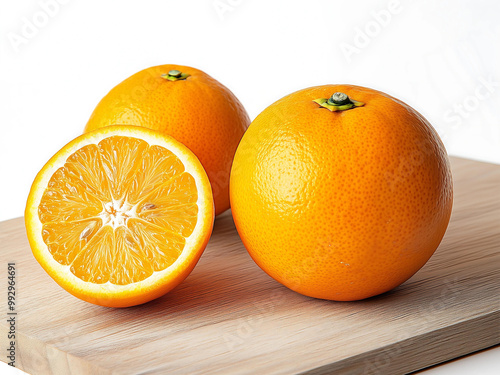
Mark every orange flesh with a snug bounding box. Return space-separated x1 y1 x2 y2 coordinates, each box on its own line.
38 136 199 285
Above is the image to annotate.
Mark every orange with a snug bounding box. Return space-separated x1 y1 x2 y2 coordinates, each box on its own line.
230 85 453 301
84 64 250 216
25 126 214 307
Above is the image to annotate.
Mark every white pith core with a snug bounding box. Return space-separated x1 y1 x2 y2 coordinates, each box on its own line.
99 198 138 228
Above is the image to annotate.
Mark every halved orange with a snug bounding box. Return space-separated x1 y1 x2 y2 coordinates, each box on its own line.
25 126 214 307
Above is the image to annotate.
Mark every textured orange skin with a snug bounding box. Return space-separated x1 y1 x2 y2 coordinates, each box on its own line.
84 65 250 215
230 85 453 301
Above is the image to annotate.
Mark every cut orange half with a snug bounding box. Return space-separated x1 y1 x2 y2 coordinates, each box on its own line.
25 126 214 307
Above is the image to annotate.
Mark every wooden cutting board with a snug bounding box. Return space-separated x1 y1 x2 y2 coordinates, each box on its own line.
1 157 499 375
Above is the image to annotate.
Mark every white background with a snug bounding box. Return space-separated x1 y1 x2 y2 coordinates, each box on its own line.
1 0 499 374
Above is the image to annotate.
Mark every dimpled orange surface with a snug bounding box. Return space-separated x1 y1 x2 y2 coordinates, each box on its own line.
84 64 250 215
230 84 453 301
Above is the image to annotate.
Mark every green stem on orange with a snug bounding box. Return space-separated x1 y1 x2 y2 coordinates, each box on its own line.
161 70 191 81
313 92 364 112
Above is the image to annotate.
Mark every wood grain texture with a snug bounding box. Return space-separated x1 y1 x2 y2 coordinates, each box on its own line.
1 157 499 375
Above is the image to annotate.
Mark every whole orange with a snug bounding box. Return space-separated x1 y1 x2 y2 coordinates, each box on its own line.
85 64 250 215
230 85 453 301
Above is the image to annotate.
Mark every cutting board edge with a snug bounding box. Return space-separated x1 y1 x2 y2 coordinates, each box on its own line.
299 310 500 375
0 324 113 375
